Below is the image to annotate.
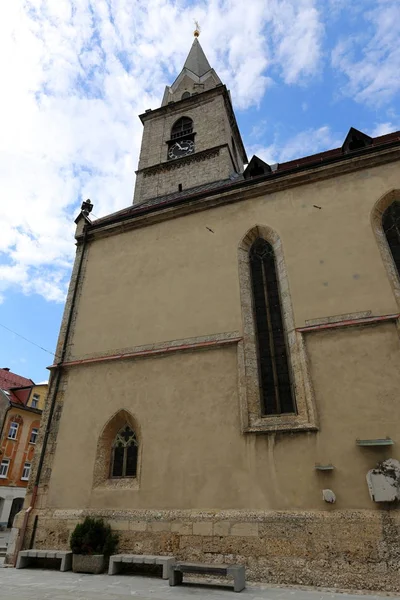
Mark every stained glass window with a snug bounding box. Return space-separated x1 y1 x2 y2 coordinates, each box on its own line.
383 200 400 277
250 238 295 415
111 426 138 478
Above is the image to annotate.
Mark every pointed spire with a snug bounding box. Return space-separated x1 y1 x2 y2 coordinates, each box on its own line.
161 35 221 106
183 38 212 78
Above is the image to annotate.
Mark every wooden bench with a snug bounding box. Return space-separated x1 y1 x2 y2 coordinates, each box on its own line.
169 561 246 592
108 554 175 579
16 550 72 572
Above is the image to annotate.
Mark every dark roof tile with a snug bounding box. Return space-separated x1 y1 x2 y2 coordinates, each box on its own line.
89 130 400 229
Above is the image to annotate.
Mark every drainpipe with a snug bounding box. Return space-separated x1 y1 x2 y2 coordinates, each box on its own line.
13 221 89 564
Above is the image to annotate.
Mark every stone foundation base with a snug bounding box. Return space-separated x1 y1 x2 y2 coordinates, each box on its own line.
7 508 400 592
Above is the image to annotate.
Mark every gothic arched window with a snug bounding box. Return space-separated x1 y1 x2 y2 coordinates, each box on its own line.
171 116 193 140
382 200 400 277
111 425 138 478
250 238 295 415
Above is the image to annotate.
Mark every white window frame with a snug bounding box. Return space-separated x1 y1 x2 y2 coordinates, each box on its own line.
30 428 38 444
8 422 19 440
0 459 10 478
31 393 40 408
21 462 31 481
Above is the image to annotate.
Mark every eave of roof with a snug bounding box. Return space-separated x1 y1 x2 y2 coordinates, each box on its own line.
89 130 400 232
10 402 42 415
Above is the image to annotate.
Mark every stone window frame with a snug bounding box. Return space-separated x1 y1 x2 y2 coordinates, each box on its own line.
371 189 400 308
92 409 142 491
237 225 318 434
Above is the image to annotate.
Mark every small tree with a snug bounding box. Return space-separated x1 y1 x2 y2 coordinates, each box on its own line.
70 517 119 556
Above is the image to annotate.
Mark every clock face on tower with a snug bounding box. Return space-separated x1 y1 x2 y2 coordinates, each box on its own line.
168 139 195 160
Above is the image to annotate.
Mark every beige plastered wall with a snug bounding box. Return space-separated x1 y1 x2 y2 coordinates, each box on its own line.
73 163 399 359
10 159 400 591
47 322 400 512
44 159 400 512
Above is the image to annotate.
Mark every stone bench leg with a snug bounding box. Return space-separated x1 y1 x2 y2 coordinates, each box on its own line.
16 554 30 569
60 554 72 572
108 557 121 575
161 558 175 579
169 569 183 586
232 567 245 593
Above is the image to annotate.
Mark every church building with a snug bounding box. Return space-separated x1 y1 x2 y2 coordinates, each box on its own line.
7 33 400 591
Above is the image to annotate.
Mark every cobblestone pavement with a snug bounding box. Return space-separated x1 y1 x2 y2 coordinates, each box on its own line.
0 562 398 600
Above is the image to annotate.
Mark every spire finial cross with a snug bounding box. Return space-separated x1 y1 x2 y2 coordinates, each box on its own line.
194 20 200 37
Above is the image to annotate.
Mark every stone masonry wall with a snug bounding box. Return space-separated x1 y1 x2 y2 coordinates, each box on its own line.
16 508 400 592
135 145 233 202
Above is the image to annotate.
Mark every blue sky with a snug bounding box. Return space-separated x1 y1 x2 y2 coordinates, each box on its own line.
0 0 399 383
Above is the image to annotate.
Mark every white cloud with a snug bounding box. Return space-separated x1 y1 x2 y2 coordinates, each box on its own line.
0 0 324 303
248 125 341 165
250 120 269 140
331 0 400 106
268 0 324 85
367 122 398 138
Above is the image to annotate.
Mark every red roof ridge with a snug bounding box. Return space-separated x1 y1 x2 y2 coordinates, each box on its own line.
0 368 34 391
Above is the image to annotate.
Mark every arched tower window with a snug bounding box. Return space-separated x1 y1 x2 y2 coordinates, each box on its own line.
231 136 239 171
111 425 138 478
382 200 400 277
171 116 193 140
181 91 190 100
249 238 294 415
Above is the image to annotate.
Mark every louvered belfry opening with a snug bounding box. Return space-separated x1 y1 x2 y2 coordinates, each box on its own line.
249 238 295 415
171 116 193 140
383 200 400 276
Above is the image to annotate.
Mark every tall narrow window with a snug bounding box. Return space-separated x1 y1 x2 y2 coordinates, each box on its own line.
0 459 10 478
231 136 239 171
31 393 40 408
30 428 38 444
21 462 31 481
8 422 19 440
383 200 400 277
111 425 138 478
250 238 295 415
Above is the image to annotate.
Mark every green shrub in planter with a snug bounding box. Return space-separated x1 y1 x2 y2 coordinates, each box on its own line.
70 517 119 574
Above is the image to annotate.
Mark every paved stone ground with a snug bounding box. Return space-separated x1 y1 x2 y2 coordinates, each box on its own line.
0 560 399 600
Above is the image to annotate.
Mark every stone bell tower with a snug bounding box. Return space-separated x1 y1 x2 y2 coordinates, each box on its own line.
133 31 247 205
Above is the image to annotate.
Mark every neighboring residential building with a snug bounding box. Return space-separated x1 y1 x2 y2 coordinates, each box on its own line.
26 384 47 412
0 369 46 529
9 35 400 591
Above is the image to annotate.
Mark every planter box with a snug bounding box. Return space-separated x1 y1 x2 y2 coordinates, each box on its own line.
72 554 105 574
